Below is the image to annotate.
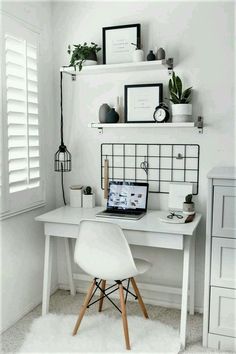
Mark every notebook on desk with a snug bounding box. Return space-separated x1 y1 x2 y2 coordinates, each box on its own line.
96 181 149 220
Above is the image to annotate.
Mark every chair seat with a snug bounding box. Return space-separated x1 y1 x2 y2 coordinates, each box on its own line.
134 258 151 275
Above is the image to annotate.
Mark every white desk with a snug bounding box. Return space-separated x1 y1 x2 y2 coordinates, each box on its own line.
36 206 201 349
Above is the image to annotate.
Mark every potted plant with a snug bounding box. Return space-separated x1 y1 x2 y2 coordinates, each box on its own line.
82 186 95 208
67 42 101 71
168 71 193 122
183 194 195 215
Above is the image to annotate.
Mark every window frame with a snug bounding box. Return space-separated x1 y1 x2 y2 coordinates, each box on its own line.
1 12 45 219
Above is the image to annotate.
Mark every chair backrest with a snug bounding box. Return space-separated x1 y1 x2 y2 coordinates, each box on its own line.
74 220 138 280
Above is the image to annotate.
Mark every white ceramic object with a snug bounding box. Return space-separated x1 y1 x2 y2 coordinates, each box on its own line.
183 202 195 214
172 104 192 122
83 60 97 66
132 49 144 62
83 193 95 208
70 186 83 207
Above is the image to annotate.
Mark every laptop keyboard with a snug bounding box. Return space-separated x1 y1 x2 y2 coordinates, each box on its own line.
96 211 144 219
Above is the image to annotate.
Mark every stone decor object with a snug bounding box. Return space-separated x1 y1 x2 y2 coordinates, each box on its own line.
99 103 111 123
156 47 166 60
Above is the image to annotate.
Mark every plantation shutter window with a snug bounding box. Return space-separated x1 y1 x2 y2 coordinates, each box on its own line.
1 15 44 216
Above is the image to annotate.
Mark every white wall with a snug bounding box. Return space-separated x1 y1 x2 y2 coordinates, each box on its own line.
52 1 235 311
1 1 57 332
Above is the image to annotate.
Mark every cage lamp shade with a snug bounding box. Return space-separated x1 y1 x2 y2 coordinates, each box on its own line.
55 143 71 172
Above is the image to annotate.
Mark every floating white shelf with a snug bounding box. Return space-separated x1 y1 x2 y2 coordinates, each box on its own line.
89 122 195 128
60 59 173 76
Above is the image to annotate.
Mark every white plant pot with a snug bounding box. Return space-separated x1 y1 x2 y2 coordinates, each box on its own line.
83 194 95 208
172 104 192 123
132 49 144 62
83 60 97 66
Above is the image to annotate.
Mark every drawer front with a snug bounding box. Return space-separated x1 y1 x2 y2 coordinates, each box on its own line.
212 186 236 238
208 333 236 351
211 237 236 288
124 230 183 250
209 287 236 337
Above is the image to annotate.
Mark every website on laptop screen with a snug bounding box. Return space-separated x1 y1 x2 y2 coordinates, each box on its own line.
107 183 148 210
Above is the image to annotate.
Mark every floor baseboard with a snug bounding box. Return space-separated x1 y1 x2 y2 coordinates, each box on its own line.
1 285 59 334
59 274 203 314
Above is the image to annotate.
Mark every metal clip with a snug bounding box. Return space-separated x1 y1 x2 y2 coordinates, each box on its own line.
140 157 148 175
197 116 203 134
176 153 183 160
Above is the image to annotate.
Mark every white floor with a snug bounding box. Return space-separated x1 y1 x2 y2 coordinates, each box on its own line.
1 290 221 353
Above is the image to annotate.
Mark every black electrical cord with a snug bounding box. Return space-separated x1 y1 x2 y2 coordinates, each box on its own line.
60 73 66 206
61 164 66 206
60 71 64 146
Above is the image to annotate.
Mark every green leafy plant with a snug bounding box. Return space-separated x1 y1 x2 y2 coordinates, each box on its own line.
185 194 193 204
84 186 92 195
67 42 101 71
168 71 192 104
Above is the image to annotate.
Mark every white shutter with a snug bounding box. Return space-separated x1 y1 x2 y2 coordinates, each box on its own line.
1 14 45 217
6 34 40 194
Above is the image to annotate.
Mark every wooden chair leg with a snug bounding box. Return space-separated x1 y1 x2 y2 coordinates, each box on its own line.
119 283 131 350
98 280 106 312
130 277 149 319
72 279 96 336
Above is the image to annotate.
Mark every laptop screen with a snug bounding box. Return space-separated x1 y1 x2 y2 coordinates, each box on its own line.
107 181 149 211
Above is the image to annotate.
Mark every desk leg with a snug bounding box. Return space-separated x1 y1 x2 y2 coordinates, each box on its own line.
180 236 191 350
64 238 76 296
189 231 196 315
42 235 53 316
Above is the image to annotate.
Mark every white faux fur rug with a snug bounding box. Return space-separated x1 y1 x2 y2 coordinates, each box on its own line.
20 313 180 353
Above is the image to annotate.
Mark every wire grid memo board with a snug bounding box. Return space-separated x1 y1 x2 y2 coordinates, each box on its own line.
101 143 200 194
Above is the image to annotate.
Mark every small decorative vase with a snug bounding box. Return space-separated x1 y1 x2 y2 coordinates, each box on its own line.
99 103 111 123
132 49 144 62
105 108 119 123
156 47 166 60
147 50 156 61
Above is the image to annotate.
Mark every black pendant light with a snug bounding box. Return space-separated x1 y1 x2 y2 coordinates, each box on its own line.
54 71 72 204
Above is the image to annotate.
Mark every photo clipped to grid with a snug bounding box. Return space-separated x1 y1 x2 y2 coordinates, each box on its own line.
101 143 200 194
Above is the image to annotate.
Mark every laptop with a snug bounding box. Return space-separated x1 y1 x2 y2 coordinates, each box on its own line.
96 181 149 220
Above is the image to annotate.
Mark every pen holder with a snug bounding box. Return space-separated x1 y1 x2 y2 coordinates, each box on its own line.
70 185 83 207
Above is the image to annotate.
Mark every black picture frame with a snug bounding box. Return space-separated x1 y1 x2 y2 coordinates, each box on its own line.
124 83 163 123
102 24 141 64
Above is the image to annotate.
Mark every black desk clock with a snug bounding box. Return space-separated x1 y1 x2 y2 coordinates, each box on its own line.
153 103 170 123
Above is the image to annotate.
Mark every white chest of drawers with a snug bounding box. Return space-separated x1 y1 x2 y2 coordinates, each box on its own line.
203 167 236 351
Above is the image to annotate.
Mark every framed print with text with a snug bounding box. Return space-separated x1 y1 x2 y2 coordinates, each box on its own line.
102 24 141 64
124 84 163 123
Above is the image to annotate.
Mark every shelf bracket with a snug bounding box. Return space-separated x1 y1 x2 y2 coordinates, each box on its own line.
197 116 204 134
71 74 76 81
98 127 103 134
166 58 174 75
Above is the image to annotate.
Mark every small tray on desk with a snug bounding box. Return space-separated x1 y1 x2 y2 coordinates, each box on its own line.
159 213 196 224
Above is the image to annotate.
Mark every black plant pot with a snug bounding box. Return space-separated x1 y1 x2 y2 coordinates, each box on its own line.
87 50 98 61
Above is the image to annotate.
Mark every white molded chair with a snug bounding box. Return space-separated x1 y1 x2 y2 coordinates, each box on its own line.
72 220 151 350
